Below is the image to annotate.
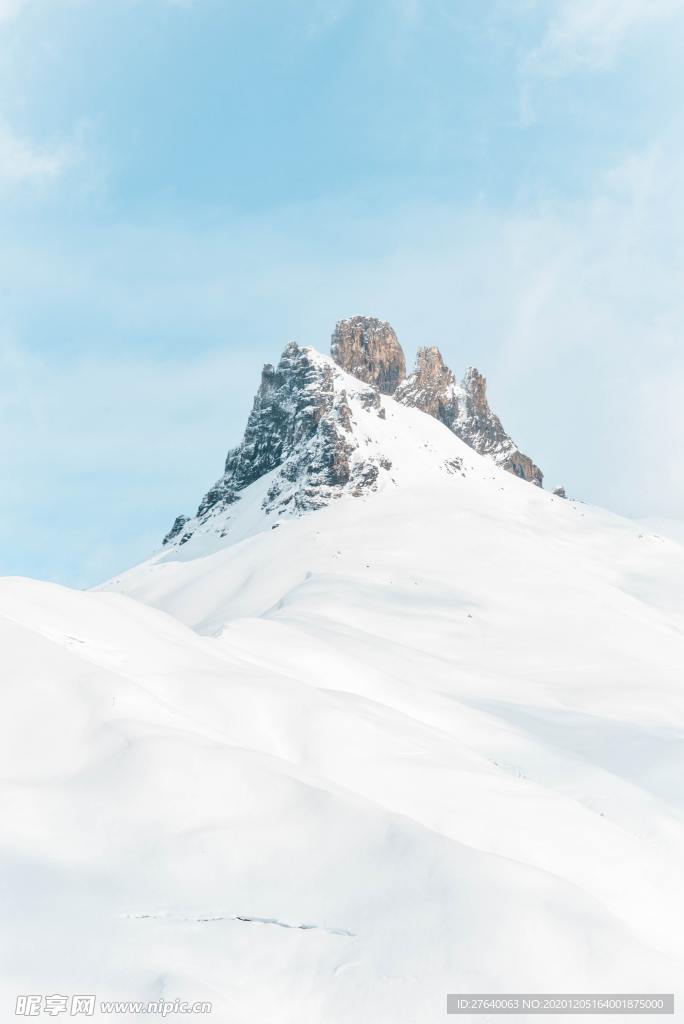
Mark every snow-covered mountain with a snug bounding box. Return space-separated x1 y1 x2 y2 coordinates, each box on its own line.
3 321 684 1021
160 317 542 551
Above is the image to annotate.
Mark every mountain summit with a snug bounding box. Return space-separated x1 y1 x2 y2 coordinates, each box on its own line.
331 315 542 486
163 316 543 548
330 316 406 395
163 342 394 547
395 345 543 485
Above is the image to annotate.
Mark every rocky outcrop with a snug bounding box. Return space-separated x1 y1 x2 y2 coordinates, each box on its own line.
162 514 191 547
331 316 406 395
457 367 542 485
162 316 546 547
330 320 542 486
394 346 459 424
162 342 392 545
395 347 543 487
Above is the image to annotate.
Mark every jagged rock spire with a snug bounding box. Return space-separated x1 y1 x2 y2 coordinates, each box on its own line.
331 316 406 395
395 346 459 421
396 349 543 486
329 319 542 485
458 367 542 485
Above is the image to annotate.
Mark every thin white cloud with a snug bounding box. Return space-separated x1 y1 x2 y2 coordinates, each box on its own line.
0 0 26 22
0 123 71 186
525 0 684 77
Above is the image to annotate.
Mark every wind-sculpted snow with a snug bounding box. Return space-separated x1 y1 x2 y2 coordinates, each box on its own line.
4 525 684 1021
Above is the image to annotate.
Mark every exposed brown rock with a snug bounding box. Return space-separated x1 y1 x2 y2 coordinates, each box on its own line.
396 347 543 487
460 367 543 486
395 346 459 424
331 316 406 395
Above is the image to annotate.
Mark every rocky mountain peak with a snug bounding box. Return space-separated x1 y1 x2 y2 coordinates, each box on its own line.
413 345 453 383
411 344 458 392
396 350 543 487
455 366 542 486
462 366 487 411
162 341 392 546
395 346 457 423
331 316 406 395
161 316 546 549
330 318 542 486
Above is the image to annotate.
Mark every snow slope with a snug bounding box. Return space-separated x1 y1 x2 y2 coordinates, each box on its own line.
638 517 684 549
3 351 684 1020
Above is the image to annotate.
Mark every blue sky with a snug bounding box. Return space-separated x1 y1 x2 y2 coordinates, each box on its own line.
2 0 684 586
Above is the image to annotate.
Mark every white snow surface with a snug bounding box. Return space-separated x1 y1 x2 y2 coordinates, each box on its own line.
3 355 684 1020
637 517 684 548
